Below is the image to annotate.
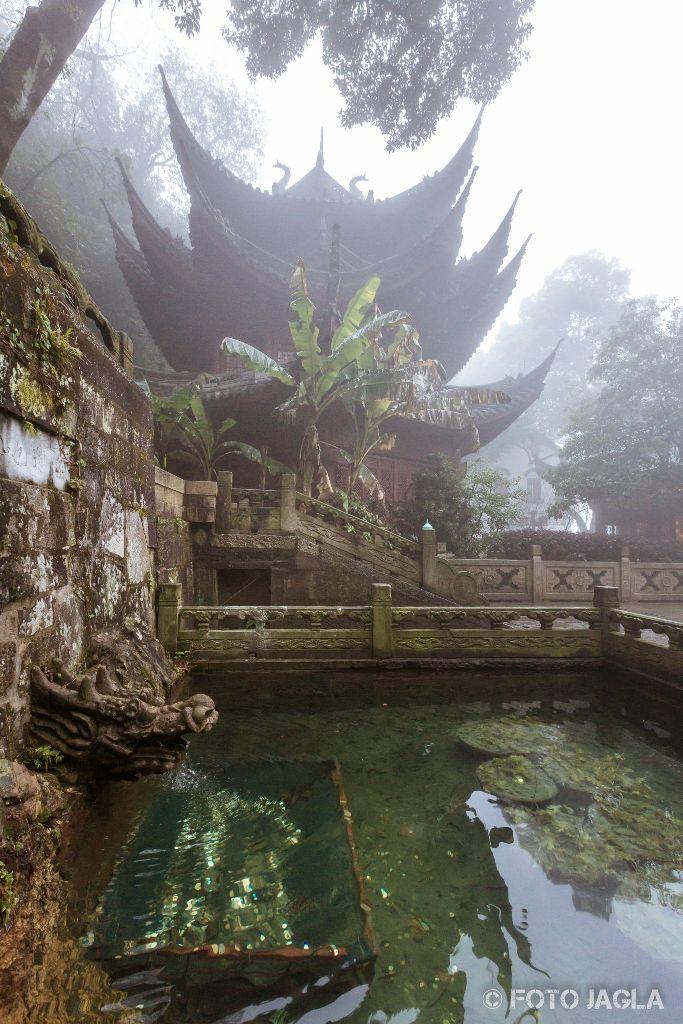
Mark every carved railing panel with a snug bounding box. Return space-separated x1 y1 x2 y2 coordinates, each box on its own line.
543 562 617 599
631 564 683 599
608 609 683 649
171 599 681 682
440 558 531 600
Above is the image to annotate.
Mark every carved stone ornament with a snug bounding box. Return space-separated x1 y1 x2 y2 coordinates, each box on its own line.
29 659 218 779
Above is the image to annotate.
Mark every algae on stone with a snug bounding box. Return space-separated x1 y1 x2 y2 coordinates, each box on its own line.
477 754 559 805
505 759 683 891
455 716 563 758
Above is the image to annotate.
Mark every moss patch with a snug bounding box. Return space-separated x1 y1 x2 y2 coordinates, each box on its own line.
455 717 563 757
477 754 559 805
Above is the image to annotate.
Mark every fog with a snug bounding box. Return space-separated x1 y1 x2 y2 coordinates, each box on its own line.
103 0 683 367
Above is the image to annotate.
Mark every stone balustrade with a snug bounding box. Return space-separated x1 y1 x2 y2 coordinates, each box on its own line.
154 466 217 523
442 544 683 605
157 583 681 686
156 470 683 609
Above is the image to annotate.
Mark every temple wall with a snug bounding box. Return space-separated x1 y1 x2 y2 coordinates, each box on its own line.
0 190 155 756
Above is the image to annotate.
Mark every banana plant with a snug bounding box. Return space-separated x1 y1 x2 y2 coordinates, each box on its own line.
338 328 510 496
146 383 197 469
166 394 291 481
223 262 410 495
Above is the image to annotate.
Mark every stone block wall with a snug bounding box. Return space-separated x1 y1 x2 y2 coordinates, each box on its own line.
155 516 194 602
0 187 155 755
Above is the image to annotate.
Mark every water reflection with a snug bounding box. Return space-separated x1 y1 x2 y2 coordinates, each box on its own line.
59 673 683 1023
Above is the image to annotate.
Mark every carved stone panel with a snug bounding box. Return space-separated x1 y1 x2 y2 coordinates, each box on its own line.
544 564 616 597
632 566 683 596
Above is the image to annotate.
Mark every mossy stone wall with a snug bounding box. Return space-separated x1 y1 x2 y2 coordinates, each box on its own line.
0 186 155 756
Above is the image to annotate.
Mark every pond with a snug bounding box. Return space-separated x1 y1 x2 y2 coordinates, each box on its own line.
53 669 683 1023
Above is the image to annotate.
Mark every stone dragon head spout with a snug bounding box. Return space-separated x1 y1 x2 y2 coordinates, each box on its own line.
29 660 218 779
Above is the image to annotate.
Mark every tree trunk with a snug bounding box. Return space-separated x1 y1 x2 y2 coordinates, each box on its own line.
0 0 106 176
299 422 326 497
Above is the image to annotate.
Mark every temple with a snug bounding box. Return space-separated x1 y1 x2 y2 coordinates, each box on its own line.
109 68 557 498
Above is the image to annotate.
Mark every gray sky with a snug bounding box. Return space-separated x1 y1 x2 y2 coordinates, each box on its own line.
103 0 683 367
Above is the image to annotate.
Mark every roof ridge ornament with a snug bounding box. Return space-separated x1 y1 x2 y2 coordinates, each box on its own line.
317 127 324 169
349 174 368 200
272 161 291 195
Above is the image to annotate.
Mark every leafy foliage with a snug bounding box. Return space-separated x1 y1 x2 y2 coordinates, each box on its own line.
1 23 264 366
486 529 683 562
401 453 524 555
1 0 531 175
223 264 412 494
221 0 535 149
22 744 64 772
336 324 504 497
547 298 683 522
225 264 498 497
326 489 390 531
0 861 18 923
166 394 291 481
148 383 198 468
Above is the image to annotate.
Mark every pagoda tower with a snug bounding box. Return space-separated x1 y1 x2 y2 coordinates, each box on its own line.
107 70 556 497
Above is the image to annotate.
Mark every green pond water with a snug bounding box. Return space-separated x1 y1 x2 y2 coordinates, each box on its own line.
58 670 682 1023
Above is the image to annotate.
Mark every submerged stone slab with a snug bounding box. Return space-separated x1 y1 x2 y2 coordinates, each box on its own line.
477 754 559 805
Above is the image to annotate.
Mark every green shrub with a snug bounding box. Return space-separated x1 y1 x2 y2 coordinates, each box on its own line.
22 744 64 772
0 862 18 923
487 529 683 562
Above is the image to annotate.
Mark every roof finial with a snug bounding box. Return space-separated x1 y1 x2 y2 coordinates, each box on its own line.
316 127 324 169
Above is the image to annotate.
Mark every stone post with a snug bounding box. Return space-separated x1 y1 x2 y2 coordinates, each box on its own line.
111 331 134 376
157 582 181 655
120 333 134 377
280 473 298 534
372 583 393 658
619 545 632 603
216 470 233 533
421 522 438 594
531 544 543 604
593 585 620 654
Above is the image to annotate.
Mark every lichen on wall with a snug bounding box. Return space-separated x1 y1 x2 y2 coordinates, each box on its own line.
0 184 156 756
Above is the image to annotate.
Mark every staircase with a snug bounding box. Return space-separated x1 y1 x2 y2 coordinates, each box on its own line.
213 474 482 607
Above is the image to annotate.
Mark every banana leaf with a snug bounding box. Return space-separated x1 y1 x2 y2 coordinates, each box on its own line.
224 442 292 476
356 462 385 500
221 338 296 386
317 312 410 401
331 276 380 351
289 262 321 374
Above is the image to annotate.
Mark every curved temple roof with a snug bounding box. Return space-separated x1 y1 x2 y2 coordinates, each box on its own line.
112 70 552 455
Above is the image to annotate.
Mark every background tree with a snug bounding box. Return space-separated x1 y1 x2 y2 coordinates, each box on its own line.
463 252 631 530
0 0 535 174
0 10 264 364
402 454 524 555
467 251 631 464
547 297 683 527
224 0 535 150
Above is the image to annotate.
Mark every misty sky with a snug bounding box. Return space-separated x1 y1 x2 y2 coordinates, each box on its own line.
99 0 682 375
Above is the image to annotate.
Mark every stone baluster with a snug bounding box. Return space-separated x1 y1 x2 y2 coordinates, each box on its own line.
280 473 298 533
593 585 621 653
372 583 393 658
620 545 632 602
421 522 438 594
157 582 181 654
531 544 543 603
216 470 233 533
